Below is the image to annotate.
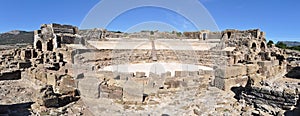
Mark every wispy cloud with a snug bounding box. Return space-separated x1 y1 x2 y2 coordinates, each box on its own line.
165 11 196 31
199 0 213 3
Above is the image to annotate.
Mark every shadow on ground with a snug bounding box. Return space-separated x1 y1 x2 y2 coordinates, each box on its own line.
285 67 300 79
284 106 300 116
0 102 34 116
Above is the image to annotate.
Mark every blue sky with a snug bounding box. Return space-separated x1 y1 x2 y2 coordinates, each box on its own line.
0 0 299 42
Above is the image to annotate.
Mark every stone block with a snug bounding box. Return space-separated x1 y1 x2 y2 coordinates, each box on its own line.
37 85 59 108
165 80 181 89
149 72 160 77
214 77 226 90
109 89 123 99
161 71 171 78
99 71 113 78
100 92 109 98
18 62 32 69
175 71 189 77
233 76 248 87
36 72 47 83
58 75 77 95
189 71 199 77
214 76 247 91
283 88 297 98
203 70 214 78
20 50 32 60
257 61 272 67
78 77 100 98
198 69 204 75
47 73 57 86
246 64 259 75
248 74 263 85
100 85 111 93
260 86 271 95
271 60 280 66
123 80 143 102
215 66 247 79
60 75 76 87
135 72 146 78
118 72 134 80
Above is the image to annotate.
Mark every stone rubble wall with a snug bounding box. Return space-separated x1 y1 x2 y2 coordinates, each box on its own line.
241 85 299 111
76 49 223 70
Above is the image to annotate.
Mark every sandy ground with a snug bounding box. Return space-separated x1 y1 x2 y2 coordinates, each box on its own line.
87 40 218 50
81 86 241 116
99 63 213 76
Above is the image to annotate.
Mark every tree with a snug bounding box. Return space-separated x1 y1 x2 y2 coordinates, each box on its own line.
267 40 274 46
289 46 300 51
275 42 287 49
150 31 154 35
176 32 182 37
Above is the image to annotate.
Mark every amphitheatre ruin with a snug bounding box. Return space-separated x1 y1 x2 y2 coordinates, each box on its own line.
0 23 300 115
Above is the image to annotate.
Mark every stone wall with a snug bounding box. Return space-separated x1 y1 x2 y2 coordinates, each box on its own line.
241 84 299 111
76 49 223 70
214 65 250 91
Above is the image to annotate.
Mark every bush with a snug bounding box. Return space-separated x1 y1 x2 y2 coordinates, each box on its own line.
267 40 274 46
275 42 287 49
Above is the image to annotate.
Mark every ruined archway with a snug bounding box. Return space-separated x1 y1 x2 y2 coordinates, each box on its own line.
203 33 207 40
57 36 62 48
36 40 42 51
47 39 54 51
251 42 257 51
260 42 266 52
227 32 232 39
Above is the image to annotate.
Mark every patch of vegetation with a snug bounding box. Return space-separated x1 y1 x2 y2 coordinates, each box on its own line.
267 40 274 46
275 41 300 51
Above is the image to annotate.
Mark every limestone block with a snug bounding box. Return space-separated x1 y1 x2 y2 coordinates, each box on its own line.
47 73 57 87
175 71 189 77
18 62 32 69
100 92 109 98
118 72 134 80
149 72 160 77
215 66 247 79
248 74 263 85
100 84 112 93
58 75 77 95
257 61 272 67
198 69 204 75
99 71 113 78
78 77 100 98
246 64 259 75
233 76 248 87
259 66 271 76
109 89 123 99
36 72 47 83
123 80 143 102
203 70 214 78
214 77 226 90
271 60 279 66
37 85 59 108
161 71 171 78
189 71 199 77
135 72 146 78
214 76 247 91
283 88 297 98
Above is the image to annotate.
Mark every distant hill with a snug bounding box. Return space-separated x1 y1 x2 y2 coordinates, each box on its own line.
0 30 33 45
279 41 300 47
